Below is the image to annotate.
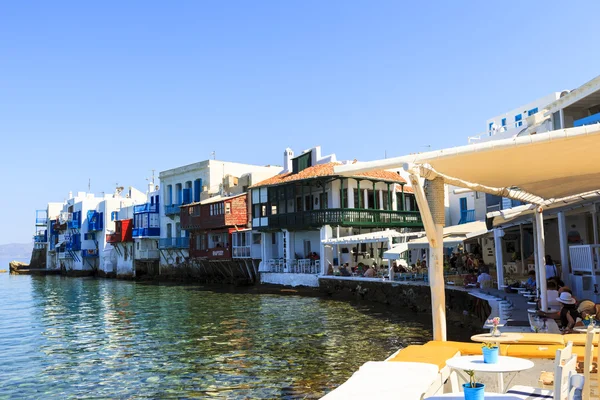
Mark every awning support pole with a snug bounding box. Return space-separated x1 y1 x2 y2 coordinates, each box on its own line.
519 223 526 275
408 171 446 341
557 212 570 287
493 228 504 289
535 208 548 312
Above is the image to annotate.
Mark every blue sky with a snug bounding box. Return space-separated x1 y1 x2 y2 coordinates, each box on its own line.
1 1 599 244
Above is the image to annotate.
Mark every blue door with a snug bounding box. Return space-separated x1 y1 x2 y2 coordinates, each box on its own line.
459 197 467 213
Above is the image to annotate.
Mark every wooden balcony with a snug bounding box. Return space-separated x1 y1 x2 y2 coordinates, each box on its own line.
190 247 232 260
257 208 422 231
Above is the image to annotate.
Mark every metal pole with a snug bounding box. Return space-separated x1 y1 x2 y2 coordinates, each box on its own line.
519 223 526 275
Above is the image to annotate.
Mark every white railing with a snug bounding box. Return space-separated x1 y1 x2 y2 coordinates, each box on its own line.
265 259 320 274
569 245 600 273
232 246 251 258
136 249 160 260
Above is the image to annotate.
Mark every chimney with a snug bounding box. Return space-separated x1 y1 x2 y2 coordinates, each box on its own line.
68 191 73 199
283 148 294 174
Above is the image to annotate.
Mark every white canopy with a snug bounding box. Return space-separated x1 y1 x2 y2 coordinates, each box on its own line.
336 124 600 206
322 230 419 245
382 243 409 259
404 221 487 249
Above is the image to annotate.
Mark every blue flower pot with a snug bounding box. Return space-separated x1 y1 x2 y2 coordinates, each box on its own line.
583 319 591 327
463 383 485 400
482 346 499 364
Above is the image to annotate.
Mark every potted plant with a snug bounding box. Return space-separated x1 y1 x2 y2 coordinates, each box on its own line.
481 342 499 364
463 370 484 400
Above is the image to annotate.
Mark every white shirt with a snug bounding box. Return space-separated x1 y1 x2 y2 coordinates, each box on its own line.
477 273 492 284
545 264 558 279
547 290 560 306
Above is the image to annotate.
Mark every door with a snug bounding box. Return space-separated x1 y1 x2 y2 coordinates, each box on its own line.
459 197 467 213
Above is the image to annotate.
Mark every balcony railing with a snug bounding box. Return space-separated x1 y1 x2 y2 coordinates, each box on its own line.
574 112 600 128
158 237 189 249
132 227 160 238
34 232 47 243
164 204 180 216
136 249 160 260
134 203 159 213
106 233 121 243
458 209 475 225
36 217 48 225
81 249 99 258
263 259 320 274
260 209 422 230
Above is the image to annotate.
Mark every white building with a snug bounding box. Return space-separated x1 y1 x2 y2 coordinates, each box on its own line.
158 159 281 269
47 188 146 276
251 146 422 287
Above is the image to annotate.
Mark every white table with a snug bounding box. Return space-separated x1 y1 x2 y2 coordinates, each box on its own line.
446 355 534 393
426 394 524 399
574 326 600 333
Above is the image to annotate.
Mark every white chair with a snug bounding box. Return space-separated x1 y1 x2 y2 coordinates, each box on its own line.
506 354 578 400
539 341 575 388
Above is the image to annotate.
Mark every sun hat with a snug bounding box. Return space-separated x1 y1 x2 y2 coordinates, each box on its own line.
577 300 596 314
557 292 576 305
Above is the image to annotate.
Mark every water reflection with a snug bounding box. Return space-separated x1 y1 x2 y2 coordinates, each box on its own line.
1 275 435 399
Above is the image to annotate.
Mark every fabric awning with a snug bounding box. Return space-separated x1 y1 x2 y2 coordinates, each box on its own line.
404 221 487 249
322 230 421 245
335 124 600 205
382 243 409 259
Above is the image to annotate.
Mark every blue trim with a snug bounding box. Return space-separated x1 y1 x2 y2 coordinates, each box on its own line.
574 112 600 127
501 118 506 126
528 107 538 116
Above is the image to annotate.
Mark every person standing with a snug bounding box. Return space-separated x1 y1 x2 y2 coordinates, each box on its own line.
545 255 558 280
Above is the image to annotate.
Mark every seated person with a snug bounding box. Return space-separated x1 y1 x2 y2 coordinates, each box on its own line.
576 300 600 325
327 263 334 275
538 291 578 332
524 270 537 292
476 269 492 288
363 265 376 278
463 270 477 287
339 264 351 277
545 280 560 308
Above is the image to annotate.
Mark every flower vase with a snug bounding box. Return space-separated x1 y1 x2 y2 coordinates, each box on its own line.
463 383 485 400
490 326 501 337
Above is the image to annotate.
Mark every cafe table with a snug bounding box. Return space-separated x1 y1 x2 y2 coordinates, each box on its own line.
574 326 600 333
471 332 523 347
426 394 524 399
446 355 534 393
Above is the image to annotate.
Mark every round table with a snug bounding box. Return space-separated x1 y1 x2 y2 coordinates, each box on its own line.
471 332 523 345
574 326 600 333
446 355 534 393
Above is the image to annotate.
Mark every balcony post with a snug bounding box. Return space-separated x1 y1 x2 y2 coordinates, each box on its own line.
363 188 368 210
322 180 326 209
357 180 361 208
387 183 391 210
347 181 354 208
372 181 376 209
392 185 398 211
401 184 406 211
379 189 384 210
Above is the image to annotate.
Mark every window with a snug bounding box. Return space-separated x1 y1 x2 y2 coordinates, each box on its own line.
515 114 523 127
501 118 506 127
188 206 193 215
292 152 312 174
353 189 360 208
305 195 312 211
111 211 118 221
252 233 261 244
319 192 328 209
225 203 231 214
272 232 276 244
261 205 267 217
271 204 277 215
136 242 139 250
527 108 538 116
488 122 493 132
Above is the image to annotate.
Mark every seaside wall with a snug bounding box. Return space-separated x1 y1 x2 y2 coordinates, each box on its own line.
318 278 491 331
156 259 260 284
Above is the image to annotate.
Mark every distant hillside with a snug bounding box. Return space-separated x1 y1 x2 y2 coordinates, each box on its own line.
0 243 33 259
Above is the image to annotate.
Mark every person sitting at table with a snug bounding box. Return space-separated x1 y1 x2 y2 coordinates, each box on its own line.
524 270 536 292
339 264 351 277
538 291 578 332
363 265 376 278
463 270 477 288
545 255 558 280
476 269 492 288
575 300 600 326
545 280 560 307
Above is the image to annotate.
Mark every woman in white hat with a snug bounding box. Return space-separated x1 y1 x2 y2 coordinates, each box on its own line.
538 291 579 332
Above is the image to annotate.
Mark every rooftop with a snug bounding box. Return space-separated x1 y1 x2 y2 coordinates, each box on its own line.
251 161 409 188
